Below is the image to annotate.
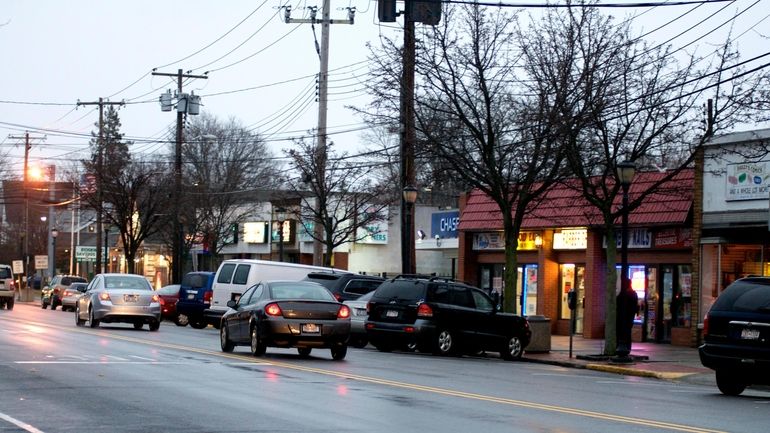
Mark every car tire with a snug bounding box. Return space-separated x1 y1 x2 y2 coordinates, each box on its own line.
190 320 207 329
42 302 48 309
149 320 160 332
175 314 189 327
435 329 456 356
133 322 143 330
220 325 234 352
331 344 347 361
297 347 312 357
88 307 100 328
500 335 524 361
716 370 747 396
75 305 86 327
250 325 266 356
6 299 13 310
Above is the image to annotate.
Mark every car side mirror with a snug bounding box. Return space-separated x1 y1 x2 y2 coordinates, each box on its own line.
226 300 237 309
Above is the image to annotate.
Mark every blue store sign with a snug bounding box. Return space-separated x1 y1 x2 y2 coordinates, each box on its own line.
431 211 459 239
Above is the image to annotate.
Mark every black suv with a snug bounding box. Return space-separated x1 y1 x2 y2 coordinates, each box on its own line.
699 277 770 395
365 275 531 360
303 272 385 302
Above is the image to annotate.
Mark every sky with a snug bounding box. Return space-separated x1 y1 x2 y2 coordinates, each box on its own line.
1 0 768 181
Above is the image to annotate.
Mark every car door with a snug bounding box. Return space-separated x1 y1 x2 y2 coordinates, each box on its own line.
429 283 476 344
225 285 256 343
78 276 100 320
237 284 264 342
469 288 502 349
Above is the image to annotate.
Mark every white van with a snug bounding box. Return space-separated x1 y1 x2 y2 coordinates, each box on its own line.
203 259 350 327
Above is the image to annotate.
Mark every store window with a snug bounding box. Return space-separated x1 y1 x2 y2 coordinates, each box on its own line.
518 265 538 316
559 264 585 332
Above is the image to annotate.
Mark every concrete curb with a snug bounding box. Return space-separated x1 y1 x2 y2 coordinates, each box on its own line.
585 363 697 380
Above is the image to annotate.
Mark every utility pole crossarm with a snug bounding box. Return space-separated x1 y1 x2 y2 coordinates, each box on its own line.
286 18 353 24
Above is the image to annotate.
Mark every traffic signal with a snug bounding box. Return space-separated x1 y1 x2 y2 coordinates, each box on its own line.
378 0 396 22
408 0 441 25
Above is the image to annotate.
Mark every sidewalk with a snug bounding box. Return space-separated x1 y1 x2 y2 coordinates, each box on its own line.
522 335 715 386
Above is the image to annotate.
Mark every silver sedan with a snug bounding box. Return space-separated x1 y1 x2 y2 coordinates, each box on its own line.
75 273 161 331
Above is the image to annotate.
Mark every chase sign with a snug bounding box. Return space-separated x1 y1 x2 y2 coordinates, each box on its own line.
431 211 459 239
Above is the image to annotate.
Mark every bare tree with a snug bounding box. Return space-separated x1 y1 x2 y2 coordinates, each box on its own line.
285 139 393 267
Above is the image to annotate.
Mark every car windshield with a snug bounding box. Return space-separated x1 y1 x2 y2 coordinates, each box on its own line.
354 291 375 302
374 281 427 302
270 282 336 301
182 273 209 289
712 279 770 313
104 276 152 291
304 273 339 289
62 276 87 286
0 267 11 279
157 285 181 295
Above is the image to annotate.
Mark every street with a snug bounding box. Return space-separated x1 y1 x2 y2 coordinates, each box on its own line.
1 303 768 433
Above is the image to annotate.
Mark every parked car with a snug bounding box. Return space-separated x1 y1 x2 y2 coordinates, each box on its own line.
157 284 181 322
219 280 351 360
0 264 15 310
303 272 385 302
42 275 88 310
365 275 531 360
343 291 375 348
75 273 161 331
60 282 89 312
175 272 215 328
699 277 770 395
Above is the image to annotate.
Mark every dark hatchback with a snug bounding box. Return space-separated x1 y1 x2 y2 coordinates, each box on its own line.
219 280 351 360
303 272 385 302
699 277 770 395
175 272 215 329
365 276 531 360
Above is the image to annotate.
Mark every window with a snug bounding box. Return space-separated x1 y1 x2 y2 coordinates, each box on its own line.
0 267 12 279
471 289 494 312
448 286 473 308
217 264 236 284
344 279 382 296
233 265 250 285
238 285 257 306
182 273 207 289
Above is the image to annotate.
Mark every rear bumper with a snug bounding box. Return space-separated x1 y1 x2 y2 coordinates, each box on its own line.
699 343 770 381
365 319 436 346
261 319 350 348
94 304 161 323
0 289 13 298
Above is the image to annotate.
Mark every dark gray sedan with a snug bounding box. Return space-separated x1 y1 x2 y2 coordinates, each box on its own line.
220 280 351 360
75 273 161 331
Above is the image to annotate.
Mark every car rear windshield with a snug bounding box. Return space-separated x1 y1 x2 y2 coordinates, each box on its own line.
373 281 427 302
182 273 210 289
270 282 336 301
712 279 770 313
0 267 11 279
62 277 87 286
104 276 152 291
304 274 339 289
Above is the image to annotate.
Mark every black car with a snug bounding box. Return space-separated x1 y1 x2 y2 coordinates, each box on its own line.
219 280 351 360
302 272 385 302
699 277 770 395
365 275 531 360
175 272 215 328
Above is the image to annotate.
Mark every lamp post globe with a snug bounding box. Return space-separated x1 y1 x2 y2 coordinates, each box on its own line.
402 185 418 275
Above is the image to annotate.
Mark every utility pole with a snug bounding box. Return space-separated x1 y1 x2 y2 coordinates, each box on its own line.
401 5 417 274
153 69 207 284
284 2 354 266
76 98 124 275
8 132 45 300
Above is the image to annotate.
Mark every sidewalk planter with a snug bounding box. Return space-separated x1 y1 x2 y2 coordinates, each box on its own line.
525 315 551 353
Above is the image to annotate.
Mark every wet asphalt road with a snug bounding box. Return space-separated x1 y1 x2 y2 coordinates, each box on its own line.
1 303 769 433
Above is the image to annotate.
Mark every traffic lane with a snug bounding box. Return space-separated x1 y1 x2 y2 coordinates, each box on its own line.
5 305 770 432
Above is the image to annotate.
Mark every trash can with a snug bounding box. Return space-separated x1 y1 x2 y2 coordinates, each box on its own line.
525 315 551 353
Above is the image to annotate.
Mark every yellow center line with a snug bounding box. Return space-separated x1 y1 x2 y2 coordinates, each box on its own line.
7 315 726 433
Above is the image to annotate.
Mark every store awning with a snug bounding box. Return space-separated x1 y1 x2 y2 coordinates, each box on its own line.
459 169 694 231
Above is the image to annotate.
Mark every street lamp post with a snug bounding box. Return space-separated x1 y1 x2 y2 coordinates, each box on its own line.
274 207 288 262
615 161 637 362
51 228 59 277
402 185 418 275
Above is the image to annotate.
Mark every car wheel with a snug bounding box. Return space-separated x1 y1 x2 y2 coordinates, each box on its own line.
250 325 266 356
149 320 160 332
331 344 347 361
297 347 312 357
500 335 523 360
716 370 747 396
351 338 368 349
405 340 417 352
75 305 86 327
435 329 456 356
175 314 189 327
42 302 48 309
133 322 143 330
220 326 234 352
88 307 100 328
190 320 207 329
6 299 13 310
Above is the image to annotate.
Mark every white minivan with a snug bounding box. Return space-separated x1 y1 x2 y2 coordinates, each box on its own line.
203 259 350 327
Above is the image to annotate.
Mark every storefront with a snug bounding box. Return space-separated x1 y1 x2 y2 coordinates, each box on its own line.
458 170 695 345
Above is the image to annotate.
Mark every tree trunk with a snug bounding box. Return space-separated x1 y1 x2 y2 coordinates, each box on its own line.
501 208 520 315
603 227 618 356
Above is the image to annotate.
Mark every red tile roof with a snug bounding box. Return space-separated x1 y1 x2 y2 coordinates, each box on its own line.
459 169 693 231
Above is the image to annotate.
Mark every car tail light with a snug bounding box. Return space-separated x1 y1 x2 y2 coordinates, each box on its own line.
702 313 709 337
203 290 212 304
334 293 342 302
9 280 15 290
158 297 165 305
98 292 111 302
404 326 415 333
366 302 371 313
151 294 160 303
265 303 283 317
417 303 433 317
337 305 351 319
54 288 60 294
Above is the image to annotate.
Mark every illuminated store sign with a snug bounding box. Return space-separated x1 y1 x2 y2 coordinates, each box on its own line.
553 229 587 250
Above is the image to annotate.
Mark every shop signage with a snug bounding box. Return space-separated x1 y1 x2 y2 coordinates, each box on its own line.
75 246 107 262
725 161 770 201
603 228 652 249
243 222 268 244
431 211 459 239
270 220 295 244
356 207 389 244
653 228 692 249
553 229 587 250
472 231 540 250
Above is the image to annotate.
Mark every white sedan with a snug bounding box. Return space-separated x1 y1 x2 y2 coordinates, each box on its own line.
75 273 161 331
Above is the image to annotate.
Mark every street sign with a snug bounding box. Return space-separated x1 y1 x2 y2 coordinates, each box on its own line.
75 246 107 262
12 260 23 274
35 255 48 270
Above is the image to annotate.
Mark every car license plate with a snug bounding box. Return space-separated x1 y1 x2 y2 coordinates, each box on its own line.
301 323 320 334
124 294 138 302
741 328 760 340
187 294 196 300
386 310 398 318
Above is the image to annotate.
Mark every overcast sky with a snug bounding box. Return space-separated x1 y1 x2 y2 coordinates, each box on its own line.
1 0 767 180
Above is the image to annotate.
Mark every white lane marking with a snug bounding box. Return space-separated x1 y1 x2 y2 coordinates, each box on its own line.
0 411 46 433
128 355 156 361
15 361 193 365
